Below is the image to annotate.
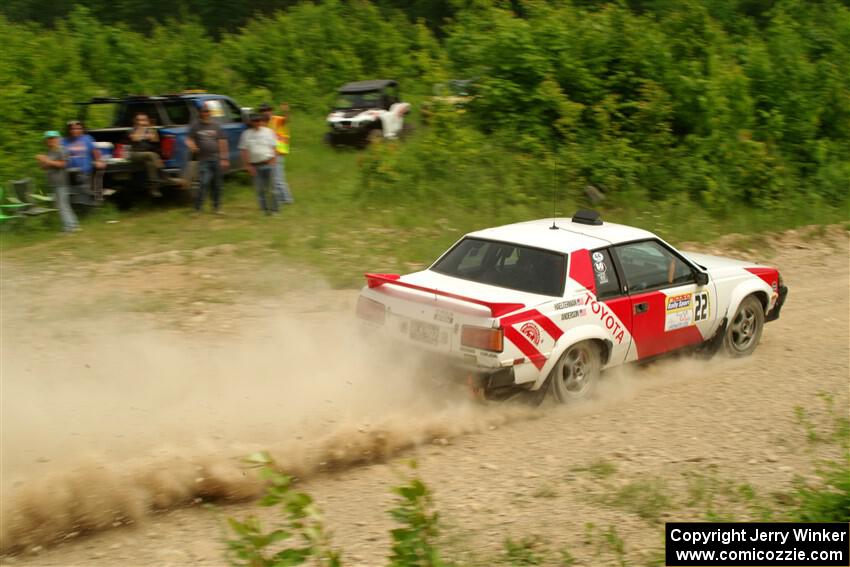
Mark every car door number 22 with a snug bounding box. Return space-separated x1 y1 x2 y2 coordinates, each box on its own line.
694 291 709 322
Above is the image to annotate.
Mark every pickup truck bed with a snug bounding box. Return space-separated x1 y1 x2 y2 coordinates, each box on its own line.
77 93 248 200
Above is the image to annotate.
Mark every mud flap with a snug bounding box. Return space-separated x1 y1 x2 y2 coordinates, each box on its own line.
697 317 728 358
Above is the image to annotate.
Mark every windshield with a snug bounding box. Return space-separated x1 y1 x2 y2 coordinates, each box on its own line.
431 238 567 297
335 91 383 109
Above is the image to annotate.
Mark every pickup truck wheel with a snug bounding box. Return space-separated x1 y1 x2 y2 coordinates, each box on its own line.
723 295 764 357
549 341 600 403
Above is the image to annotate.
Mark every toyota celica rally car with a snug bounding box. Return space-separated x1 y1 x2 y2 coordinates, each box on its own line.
356 210 788 404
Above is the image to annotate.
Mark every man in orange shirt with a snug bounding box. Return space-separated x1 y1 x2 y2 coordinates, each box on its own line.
259 102 294 206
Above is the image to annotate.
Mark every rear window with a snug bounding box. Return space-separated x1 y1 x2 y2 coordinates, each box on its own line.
431 237 567 297
83 103 121 129
163 100 193 125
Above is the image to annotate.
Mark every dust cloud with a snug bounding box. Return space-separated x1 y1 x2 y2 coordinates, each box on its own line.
0 273 737 553
0 303 533 552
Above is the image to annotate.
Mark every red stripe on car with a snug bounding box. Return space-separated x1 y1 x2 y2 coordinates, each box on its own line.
745 267 779 289
501 309 564 341
503 326 547 369
569 248 596 295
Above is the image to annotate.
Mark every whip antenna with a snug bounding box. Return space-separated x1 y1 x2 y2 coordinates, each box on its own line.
550 148 558 230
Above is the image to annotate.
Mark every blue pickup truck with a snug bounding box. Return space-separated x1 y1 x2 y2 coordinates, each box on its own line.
76 92 248 200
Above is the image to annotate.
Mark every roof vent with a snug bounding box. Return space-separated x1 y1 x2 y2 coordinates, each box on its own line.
571 209 603 226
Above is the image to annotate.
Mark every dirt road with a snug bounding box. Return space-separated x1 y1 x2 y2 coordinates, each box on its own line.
1 226 848 566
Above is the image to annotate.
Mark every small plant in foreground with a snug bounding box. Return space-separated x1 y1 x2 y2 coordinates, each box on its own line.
503 536 546 566
224 452 341 567
606 478 670 524
388 461 451 567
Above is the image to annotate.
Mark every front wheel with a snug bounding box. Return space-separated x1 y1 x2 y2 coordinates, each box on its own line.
723 295 764 357
549 341 601 403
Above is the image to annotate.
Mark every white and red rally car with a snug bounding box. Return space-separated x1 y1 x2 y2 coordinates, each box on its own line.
356 210 788 403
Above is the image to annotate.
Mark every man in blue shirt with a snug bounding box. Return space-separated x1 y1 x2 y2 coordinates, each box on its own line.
63 120 104 205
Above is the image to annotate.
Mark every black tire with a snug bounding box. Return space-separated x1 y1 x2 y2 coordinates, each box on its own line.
723 295 764 357
548 341 601 403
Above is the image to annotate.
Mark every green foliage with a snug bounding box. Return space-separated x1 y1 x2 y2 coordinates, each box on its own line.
224 452 341 567
350 0 850 213
789 392 850 522
388 461 450 567
605 478 671 524
502 536 546 566
791 456 850 522
1 0 848 217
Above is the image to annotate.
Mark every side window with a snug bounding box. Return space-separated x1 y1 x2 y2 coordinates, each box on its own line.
613 240 694 292
119 103 159 126
221 99 242 123
203 99 225 120
590 248 621 298
163 101 192 125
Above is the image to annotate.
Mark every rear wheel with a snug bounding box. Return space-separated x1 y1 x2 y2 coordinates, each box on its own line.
549 341 601 403
723 295 764 357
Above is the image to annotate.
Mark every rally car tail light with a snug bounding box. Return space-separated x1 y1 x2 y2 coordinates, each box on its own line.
356 296 386 324
461 325 503 352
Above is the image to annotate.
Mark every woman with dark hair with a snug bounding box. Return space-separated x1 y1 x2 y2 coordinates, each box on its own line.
128 112 164 197
62 120 104 205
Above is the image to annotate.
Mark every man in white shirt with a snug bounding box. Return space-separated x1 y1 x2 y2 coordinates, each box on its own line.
238 114 278 215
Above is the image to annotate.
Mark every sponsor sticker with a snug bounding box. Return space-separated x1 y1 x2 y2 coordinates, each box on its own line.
592 251 604 262
520 322 542 346
594 261 607 273
665 293 694 331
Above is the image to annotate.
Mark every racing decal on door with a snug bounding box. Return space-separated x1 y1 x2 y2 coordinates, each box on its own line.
629 290 706 359
694 291 709 322
664 293 693 331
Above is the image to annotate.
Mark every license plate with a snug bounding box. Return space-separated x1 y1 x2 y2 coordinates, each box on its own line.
410 320 439 345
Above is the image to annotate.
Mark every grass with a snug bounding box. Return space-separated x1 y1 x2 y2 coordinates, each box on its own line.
585 458 618 480
605 478 671 524
3 113 848 289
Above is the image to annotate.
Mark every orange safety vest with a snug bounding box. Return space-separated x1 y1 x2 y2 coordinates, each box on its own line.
268 115 290 155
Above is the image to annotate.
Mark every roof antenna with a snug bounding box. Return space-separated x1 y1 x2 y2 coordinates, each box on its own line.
550 148 559 230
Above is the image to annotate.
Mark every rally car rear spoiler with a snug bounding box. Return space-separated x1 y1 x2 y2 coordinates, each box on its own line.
364 273 524 317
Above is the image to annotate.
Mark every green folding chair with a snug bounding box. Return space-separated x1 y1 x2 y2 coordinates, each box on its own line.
10 179 56 215
0 184 29 215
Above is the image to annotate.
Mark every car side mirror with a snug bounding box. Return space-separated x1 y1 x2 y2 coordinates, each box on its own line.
694 271 709 286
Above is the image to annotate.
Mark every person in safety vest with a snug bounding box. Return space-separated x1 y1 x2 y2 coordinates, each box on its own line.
259 102 294 206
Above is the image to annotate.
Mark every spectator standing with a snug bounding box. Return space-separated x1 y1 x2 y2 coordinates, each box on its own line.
37 130 79 233
63 120 104 206
186 102 229 214
128 112 164 197
259 102 294 206
239 114 278 215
